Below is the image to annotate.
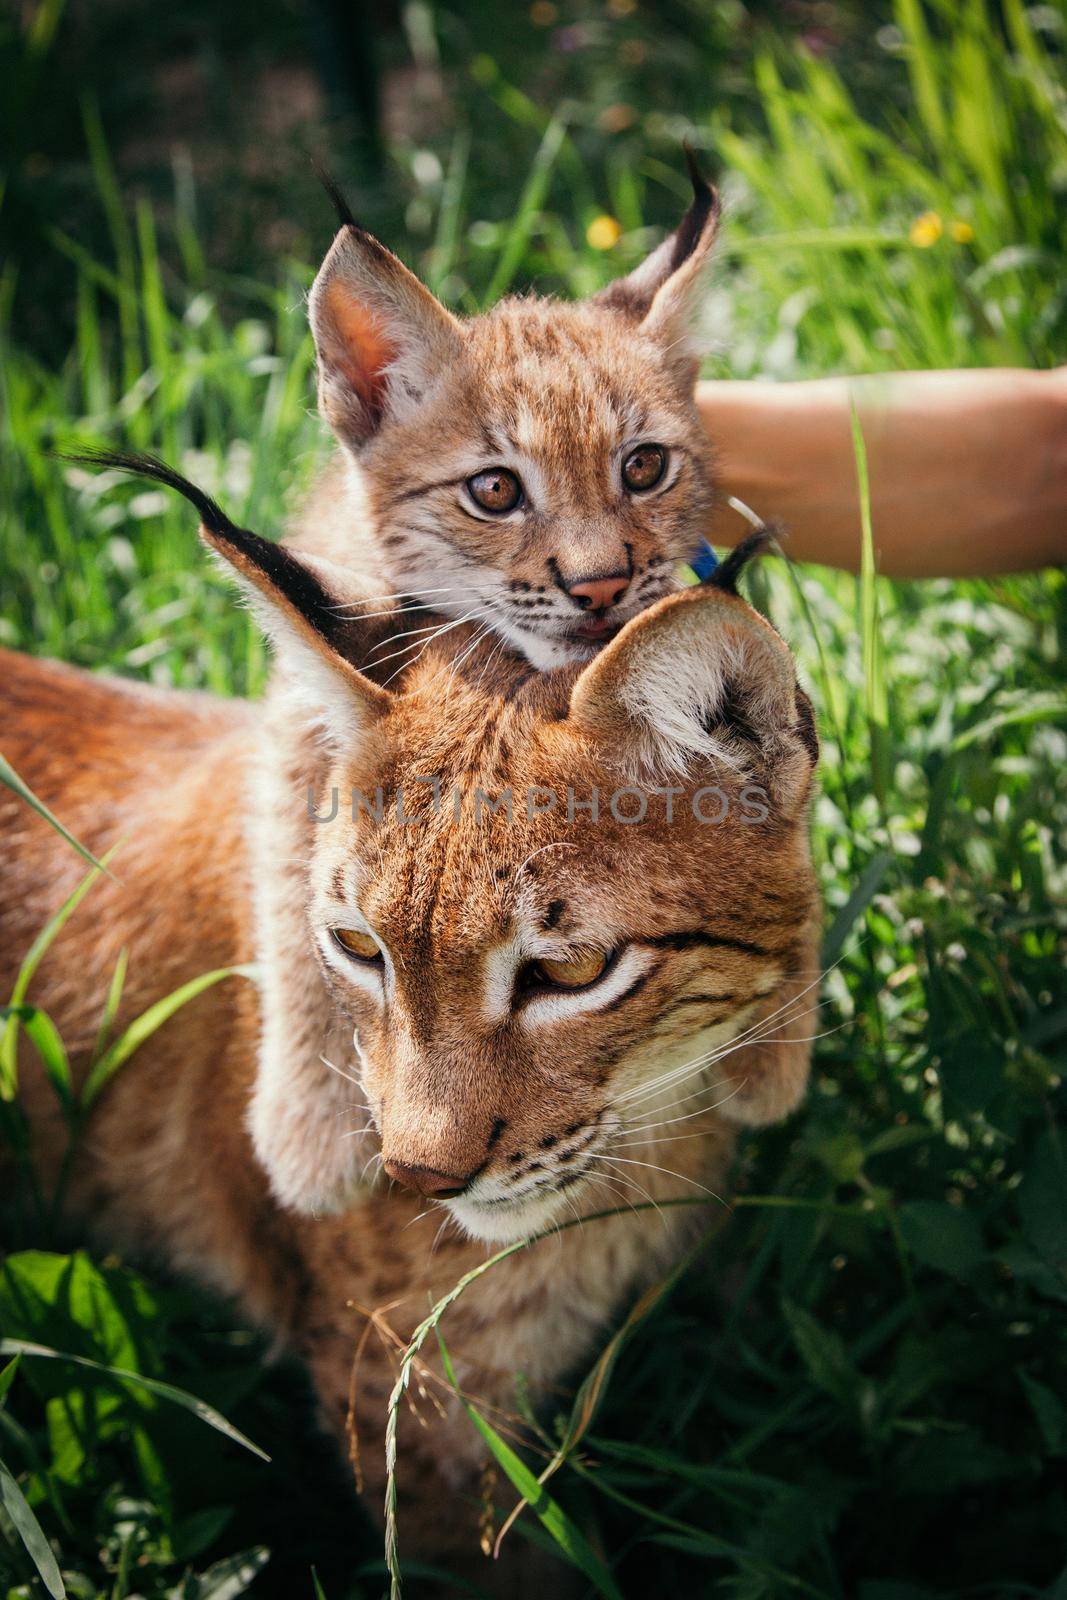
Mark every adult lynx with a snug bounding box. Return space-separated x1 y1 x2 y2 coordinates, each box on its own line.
1 460 819 1589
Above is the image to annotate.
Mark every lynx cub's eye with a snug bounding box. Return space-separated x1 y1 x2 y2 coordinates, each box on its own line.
467 468 523 514
622 444 667 492
533 949 611 990
332 928 383 964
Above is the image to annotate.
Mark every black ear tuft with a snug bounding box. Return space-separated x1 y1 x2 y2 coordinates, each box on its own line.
312 158 362 233
58 448 237 539
673 144 720 275
705 524 778 595
59 448 351 654
593 146 720 321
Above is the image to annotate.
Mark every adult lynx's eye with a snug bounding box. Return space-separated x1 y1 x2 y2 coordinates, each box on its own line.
533 949 610 990
622 444 667 492
332 928 383 963
467 468 523 513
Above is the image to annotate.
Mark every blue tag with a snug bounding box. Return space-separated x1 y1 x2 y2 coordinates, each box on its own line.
690 538 719 581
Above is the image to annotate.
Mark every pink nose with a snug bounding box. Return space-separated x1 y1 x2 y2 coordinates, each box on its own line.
383 1159 471 1198
567 575 630 611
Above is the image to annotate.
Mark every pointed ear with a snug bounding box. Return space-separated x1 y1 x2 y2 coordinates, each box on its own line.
61 450 390 745
592 150 720 375
200 520 391 744
568 583 817 804
308 221 464 450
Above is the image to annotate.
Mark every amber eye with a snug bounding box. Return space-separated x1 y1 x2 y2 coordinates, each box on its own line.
532 949 611 990
467 467 523 514
332 928 383 963
622 444 667 492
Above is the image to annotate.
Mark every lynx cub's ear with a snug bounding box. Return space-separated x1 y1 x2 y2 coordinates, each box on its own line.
594 149 721 376
64 451 390 745
568 582 817 806
309 219 464 451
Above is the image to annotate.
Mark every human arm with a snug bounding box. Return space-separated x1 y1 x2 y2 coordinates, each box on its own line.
698 367 1067 576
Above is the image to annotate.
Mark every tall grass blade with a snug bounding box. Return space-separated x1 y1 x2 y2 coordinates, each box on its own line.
0 1451 66 1598
0 1006 73 1119
822 849 894 967
80 963 260 1111
894 0 949 147
484 113 568 304
0 850 115 1101
0 1339 270 1462
850 400 891 807
0 1354 20 1405
90 946 129 1068
0 753 108 875
427 125 471 296
436 1331 624 1600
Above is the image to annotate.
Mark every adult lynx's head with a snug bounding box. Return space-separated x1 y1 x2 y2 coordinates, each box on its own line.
306 159 721 669
106 457 819 1244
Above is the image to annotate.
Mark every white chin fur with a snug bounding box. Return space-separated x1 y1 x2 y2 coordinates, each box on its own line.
497 619 594 671
444 1186 579 1243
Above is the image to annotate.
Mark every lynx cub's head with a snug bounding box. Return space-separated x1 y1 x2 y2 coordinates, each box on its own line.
102 456 819 1244
307 161 721 669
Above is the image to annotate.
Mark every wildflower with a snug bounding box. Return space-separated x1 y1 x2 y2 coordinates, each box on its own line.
950 219 975 243
586 215 622 250
529 1 557 23
909 211 943 247
607 0 637 15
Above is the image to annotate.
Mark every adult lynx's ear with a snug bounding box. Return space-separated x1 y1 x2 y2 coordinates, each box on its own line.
65 451 390 745
593 148 721 370
568 557 818 806
309 206 464 451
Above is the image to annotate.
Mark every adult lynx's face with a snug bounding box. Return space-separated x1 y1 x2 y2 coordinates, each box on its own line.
307 164 721 669
302 605 819 1243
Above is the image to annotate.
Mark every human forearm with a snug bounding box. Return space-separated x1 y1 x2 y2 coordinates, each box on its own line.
699 368 1067 576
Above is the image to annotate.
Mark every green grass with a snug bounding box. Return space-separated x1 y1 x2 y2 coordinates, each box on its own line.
2 1 1066 1596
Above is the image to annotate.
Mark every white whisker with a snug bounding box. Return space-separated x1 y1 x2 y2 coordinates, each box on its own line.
321 1053 362 1088
617 967 833 1110
595 1153 727 1207
619 996 829 1123
373 611 488 679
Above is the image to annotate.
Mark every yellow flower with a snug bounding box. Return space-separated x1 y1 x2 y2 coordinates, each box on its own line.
950 219 975 244
909 211 943 248
586 214 622 250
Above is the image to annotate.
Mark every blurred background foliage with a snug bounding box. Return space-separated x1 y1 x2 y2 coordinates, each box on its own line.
1 1 1066 1597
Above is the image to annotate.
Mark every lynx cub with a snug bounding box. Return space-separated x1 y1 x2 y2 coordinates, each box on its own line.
294 158 722 668
1 460 818 1587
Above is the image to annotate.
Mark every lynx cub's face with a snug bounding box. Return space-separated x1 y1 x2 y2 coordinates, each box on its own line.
306 166 721 669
